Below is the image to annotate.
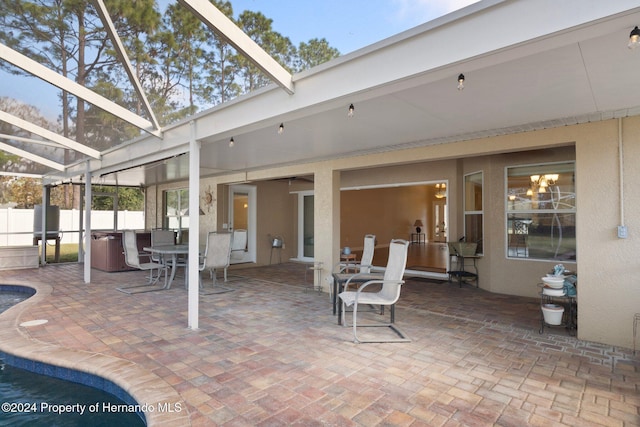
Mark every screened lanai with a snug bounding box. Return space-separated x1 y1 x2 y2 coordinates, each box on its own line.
2 0 640 347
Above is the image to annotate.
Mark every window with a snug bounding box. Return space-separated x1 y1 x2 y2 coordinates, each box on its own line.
164 188 189 236
464 172 483 253
506 162 576 261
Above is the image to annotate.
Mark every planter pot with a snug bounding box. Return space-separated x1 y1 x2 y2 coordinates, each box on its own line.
542 304 564 325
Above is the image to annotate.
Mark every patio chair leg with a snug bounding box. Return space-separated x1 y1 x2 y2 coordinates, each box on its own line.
347 302 410 343
352 302 360 343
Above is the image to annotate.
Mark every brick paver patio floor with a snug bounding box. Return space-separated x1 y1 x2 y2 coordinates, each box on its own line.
1 263 638 426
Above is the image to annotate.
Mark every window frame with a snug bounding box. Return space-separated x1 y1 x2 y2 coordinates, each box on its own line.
163 188 189 233
463 171 484 255
505 161 576 262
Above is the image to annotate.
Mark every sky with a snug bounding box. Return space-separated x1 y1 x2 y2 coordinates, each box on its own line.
216 0 480 55
1 0 480 121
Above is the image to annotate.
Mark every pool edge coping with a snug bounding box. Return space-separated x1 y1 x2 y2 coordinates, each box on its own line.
0 282 191 427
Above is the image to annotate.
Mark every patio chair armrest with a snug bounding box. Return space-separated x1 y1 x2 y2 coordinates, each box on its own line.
355 279 404 294
344 272 383 287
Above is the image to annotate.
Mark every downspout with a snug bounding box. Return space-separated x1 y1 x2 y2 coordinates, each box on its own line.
618 118 625 229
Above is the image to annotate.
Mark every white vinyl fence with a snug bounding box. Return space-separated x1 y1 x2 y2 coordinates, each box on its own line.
0 208 144 246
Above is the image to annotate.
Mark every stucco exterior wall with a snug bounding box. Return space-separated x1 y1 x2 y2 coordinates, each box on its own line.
145 117 639 349
575 118 640 348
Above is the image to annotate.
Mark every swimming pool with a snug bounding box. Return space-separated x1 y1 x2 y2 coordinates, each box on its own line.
0 285 35 313
0 285 146 426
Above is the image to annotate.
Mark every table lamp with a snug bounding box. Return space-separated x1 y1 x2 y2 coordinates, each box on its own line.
414 220 424 234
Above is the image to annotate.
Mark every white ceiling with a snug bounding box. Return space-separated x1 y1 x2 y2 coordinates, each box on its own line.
18 1 640 187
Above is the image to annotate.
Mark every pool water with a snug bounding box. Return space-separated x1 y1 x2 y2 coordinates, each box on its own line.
0 290 33 313
0 286 145 426
0 361 146 426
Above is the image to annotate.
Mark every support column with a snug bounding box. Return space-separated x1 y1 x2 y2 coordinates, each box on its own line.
188 121 200 330
39 186 48 265
313 166 340 292
84 162 92 283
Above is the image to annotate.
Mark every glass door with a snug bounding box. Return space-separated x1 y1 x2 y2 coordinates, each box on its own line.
432 200 448 243
297 191 314 261
229 185 256 264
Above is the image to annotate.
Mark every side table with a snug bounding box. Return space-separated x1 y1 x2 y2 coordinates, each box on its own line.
447 254 480 287
539 284 577 335
410 233 425 244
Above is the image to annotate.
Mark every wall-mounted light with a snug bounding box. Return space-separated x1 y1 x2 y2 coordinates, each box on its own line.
229 137 235 147
278 123 284 134
348 103 355 117
457 73 465 90
629 26 640 49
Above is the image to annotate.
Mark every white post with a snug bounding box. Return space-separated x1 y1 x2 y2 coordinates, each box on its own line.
40 187 46 265
84 163 92 284
188 121 200 330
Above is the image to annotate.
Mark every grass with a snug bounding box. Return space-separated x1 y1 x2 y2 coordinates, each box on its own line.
40 243 80 263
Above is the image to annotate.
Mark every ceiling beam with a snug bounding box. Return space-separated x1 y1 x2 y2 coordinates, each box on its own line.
0 141 65 171
0 110 101 158
178 0 294 95
0 42 162 138
93 0 162 133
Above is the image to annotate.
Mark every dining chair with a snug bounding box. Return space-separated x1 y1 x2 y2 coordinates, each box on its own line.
117 230 167 293
151 228 176 262
152 228 189 284
338 239 410 343
199 231 233 293
331 234 380 319
230 229 247 261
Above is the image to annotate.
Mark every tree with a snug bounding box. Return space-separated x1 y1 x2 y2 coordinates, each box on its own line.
91 185 143 210
0 97 61 173
234 11 295 92
294 38 340 72
0 0 343 144
198 0 240 106
159 1 209 114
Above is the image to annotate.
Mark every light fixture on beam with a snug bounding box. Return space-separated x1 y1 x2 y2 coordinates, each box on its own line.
457 73 465 90
229 137 235 147
348 103 355 117
629 26 640 49
278 123 284 134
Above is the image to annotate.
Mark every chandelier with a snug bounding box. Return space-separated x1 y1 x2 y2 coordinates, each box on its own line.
527 174 559 196
435 183 446 199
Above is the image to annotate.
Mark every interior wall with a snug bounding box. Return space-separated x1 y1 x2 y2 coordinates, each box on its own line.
340 186 430 250
341 161 461 244
255 180 295 264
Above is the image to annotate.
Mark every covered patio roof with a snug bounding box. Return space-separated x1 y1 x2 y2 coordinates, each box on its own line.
1 0 638 186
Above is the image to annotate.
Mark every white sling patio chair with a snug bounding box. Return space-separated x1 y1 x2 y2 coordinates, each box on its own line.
338 239 410 343
230 229 247 261
117 230 167 293
199 231 234 294
331 234 380 320
151 229 175 261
